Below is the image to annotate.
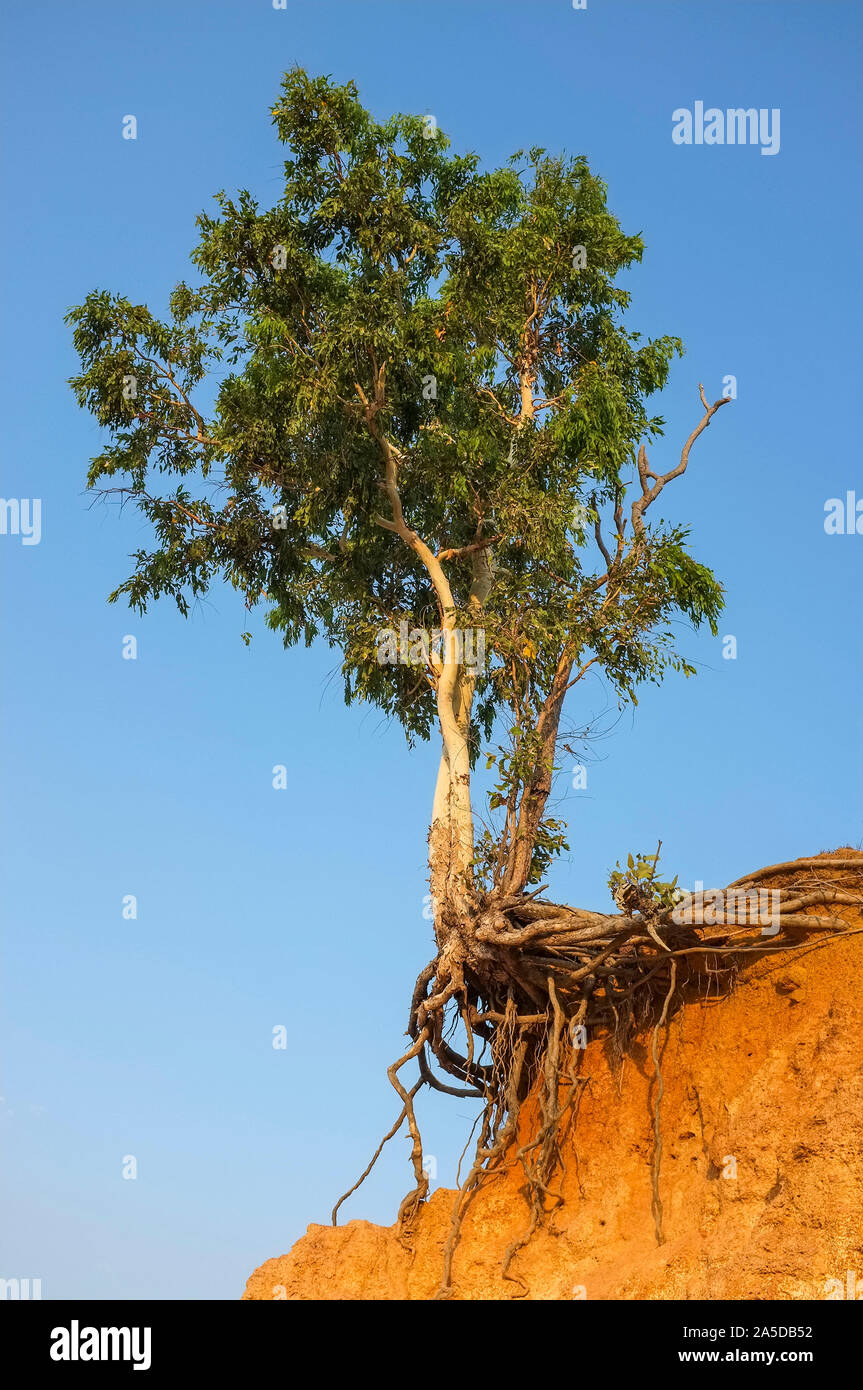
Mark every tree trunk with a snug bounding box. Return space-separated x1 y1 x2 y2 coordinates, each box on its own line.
502 651 574 895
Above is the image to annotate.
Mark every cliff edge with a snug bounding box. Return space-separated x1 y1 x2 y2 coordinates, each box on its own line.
244 851 863 1300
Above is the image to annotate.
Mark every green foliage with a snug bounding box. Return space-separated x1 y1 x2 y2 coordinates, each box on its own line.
527 817 571 887
609 849 680 915
68 66 724 807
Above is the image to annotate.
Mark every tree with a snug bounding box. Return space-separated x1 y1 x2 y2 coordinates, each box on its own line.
70 67 739 1289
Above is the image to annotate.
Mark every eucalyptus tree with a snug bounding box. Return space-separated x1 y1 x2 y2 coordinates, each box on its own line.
70 67 752 1285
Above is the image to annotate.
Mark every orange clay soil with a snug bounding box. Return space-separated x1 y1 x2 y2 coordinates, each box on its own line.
244 850 863 1300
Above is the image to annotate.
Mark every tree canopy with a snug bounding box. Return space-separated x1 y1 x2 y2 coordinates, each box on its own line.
69 67 729 898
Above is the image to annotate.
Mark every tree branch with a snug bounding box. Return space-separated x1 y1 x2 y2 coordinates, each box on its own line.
631 384 732 537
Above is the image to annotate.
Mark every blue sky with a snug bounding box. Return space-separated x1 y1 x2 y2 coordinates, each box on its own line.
1 0 861 1299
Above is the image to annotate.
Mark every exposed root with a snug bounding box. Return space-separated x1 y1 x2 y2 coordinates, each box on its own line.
650 959 677 1246
330 1078 423 1226
333 854 863 1296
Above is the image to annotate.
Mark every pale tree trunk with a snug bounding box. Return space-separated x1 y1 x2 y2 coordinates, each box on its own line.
373 412 494 934
428 548 494 932
430 657 475 908
428 741 452 936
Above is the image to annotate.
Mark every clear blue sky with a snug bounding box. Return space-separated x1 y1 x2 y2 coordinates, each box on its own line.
1 0 860 1299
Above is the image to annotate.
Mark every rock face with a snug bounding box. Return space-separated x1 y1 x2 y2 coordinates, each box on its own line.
244 853 863 1300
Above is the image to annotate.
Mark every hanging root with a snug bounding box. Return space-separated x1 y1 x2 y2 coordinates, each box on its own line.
332 854 863 1295
650 959 677 1246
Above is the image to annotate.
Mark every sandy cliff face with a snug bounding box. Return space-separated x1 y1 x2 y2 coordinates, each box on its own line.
244 852 863 1300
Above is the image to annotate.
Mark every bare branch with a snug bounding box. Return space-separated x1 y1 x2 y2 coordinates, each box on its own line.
631 384 732 537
